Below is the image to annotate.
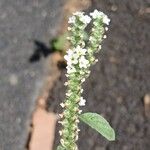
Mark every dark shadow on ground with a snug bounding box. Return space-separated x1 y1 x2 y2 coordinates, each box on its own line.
29 40 55 63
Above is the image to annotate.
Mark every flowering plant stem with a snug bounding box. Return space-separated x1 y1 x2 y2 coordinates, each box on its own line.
57 10 114 150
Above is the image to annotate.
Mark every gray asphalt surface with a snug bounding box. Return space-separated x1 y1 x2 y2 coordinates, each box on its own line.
0 0 64 149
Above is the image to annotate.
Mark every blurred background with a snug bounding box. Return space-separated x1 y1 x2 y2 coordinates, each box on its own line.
0 0 150 150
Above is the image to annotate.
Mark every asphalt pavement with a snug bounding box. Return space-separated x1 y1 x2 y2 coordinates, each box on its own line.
0 0 64 149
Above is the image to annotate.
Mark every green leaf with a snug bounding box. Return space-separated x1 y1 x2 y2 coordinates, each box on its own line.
79 112 115 141
51 33 68 51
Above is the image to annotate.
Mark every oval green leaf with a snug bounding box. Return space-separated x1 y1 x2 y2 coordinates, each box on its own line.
79 112 115 141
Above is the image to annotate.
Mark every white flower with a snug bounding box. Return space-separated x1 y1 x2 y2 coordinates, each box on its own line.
71 11 91 25
64 55 72 67
105 27 108 31
79 56 89 68
65 49 79 66
75 135 79 141
67 27 71 31
64 49 73 60
65 46 89 73
76 46 87 56
98 45 102 49
68 16 76 24
78 110 82 114
80 89 83 93
95 59 98 63
66 92 71 97
72 58 78 65
75 119 80 123
66 36 70 40
60 139 65 146
90 9 104 19
59 131 62 136
103 15 110 25
64 54 70 62
66 66 76 74
64 82 68 86
80 15 91 24
89 36 93 42
81 78 85 83
60 103 65 108
76 129 80 132
59 114 64 118
103 35 107 39
79 97 86 106
90 9 110 25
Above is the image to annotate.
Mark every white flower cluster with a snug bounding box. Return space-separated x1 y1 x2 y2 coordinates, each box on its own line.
69 10 110 25
68 11 91 25
64 46 90 75
79 15 91 24
90 9 110 25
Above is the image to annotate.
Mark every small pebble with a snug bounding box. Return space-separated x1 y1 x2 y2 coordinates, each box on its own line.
9 74 18 86
139 7 150 15
111 5 118 12
144 94 150 118
41 10 47 17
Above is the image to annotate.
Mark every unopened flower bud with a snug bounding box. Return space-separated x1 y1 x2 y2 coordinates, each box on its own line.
59 113 64 118
60 103 65 108
105 27 108 31
103 35 107 39
59 131 63 136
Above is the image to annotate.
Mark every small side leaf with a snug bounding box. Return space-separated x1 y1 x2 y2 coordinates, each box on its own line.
79 112 115 141
51 33 68 51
